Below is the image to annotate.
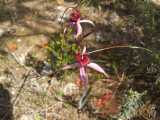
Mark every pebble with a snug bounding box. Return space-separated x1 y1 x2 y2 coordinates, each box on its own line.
19 114 34 120
63 83 79 96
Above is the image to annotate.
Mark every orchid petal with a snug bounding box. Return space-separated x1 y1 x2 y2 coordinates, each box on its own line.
82 46 86 55
75 19 82 38
80 67 88 85
80 19 95 26
62 63 79 70
87 63 109 77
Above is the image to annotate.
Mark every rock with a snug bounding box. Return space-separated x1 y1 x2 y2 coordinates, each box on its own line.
19 114 34 120
29 76 49 93
0 27 16 37
152 0 160 6
56 0 64 5
63 83 79 96
39 61 53 76
0 28 5 37
0 76 7 83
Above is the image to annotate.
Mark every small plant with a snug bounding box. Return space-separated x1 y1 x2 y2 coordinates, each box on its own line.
48 32 78 71
116 89 146 120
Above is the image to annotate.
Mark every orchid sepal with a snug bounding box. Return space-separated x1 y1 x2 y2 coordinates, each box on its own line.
80 19 95 26
80 67 88 85
87 62 109 77
75 19 82 38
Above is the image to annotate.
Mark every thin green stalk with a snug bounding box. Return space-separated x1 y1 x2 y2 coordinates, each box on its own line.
87 45 153 54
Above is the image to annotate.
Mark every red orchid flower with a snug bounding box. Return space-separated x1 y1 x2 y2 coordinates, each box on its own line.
68 9 95 39
69 9 81 23
62 47 109 86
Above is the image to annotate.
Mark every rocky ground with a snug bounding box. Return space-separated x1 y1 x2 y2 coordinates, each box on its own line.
0 0 160 120
0 0 102 120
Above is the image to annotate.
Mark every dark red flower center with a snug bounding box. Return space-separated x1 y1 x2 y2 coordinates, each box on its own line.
76 53 90 66
69 9 81 22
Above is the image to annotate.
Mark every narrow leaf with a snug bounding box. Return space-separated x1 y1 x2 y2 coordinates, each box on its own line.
78 87 91 109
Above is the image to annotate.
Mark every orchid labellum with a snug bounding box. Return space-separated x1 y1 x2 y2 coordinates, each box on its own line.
68 9 95 39
62 47 109 86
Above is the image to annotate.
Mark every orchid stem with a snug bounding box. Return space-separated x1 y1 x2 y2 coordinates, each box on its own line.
87 45 153 54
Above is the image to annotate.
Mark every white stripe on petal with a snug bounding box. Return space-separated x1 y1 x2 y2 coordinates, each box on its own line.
75 19 82 39
82 46 86 55
87 63 109 77
80 19 95 26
